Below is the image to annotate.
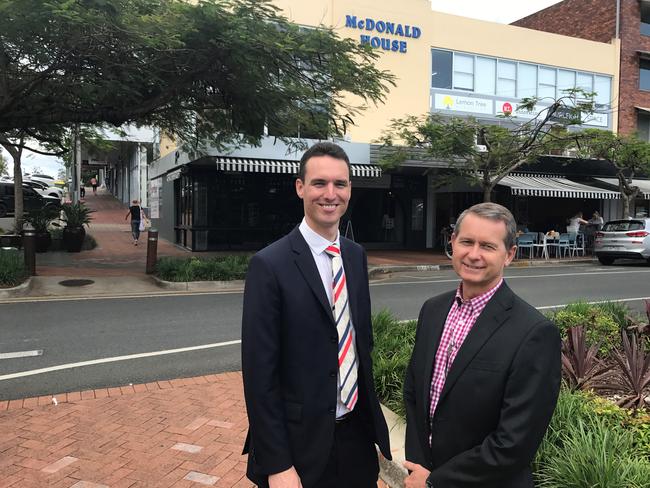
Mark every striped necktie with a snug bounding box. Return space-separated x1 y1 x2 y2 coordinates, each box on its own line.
325 244 358 411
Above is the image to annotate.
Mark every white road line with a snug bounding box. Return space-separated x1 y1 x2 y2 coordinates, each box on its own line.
0 350 43 360
0 340 241 382
371 269 650 287
398 296 650 322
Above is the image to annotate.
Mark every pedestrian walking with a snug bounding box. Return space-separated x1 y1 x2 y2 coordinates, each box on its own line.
91 176 98 195
125 199 143 245
241 142 391 488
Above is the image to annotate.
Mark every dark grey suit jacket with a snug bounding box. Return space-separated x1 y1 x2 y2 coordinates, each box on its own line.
404 282 561 487
241 227 390 487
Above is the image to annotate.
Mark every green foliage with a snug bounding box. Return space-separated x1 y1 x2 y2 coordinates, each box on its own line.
371 310 417 417
535 390 650 487
0 151 7 175
550 301 623 355
0 0 394 151
156 255 250 282
24 205 60 233
0 247 27 287
60 202 94 228
376 92 593 202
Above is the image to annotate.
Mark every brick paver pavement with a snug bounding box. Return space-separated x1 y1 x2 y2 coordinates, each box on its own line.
0 372 390 488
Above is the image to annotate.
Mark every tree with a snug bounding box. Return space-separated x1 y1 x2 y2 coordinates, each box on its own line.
377 92 593 202
0 0 394 145
578 129 650 219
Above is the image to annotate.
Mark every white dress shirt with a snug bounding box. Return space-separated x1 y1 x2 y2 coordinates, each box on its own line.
299 218 356 417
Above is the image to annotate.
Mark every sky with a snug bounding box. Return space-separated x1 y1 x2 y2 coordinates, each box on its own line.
430 0 562 24
1 0 563 179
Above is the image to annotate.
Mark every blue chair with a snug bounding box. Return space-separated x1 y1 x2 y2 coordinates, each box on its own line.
516 233 536 259
557 233 571 258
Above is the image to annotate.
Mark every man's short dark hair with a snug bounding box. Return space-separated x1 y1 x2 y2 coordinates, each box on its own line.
298 142 351 181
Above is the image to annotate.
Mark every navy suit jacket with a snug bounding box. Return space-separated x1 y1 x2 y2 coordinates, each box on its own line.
404 282 561 487
241 227 390 487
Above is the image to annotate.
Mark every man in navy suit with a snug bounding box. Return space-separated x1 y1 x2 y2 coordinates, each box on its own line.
403 203 561 488
242 142 391 488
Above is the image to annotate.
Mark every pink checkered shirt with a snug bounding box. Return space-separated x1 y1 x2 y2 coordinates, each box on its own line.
429 279 503 423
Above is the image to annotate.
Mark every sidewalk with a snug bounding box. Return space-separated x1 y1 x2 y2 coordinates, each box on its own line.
0 372 390 488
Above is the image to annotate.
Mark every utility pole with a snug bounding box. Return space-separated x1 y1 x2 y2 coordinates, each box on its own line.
72 125 81 203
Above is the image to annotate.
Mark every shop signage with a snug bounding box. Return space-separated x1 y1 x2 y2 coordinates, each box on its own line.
496 100 608 127
433 93 493 115
345 15 421 53
166 169 182 182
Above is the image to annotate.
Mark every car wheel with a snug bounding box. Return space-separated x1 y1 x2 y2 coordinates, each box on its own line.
598 256 615 265
0 204 6 218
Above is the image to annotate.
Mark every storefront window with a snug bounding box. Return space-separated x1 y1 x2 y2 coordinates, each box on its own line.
497 60 516 97
538 67 556 99
594 75 611 106
475 57 496 94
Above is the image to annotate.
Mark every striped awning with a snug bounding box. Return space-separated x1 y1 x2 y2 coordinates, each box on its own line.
594 177 650 199
214 157 381 178
496 174 621 199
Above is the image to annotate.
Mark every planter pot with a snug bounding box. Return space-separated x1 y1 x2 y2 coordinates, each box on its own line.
0 234 22 249
62 226 86 253
35 231 51 253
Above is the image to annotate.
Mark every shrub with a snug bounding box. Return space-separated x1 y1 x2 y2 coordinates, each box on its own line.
371 310 416 418
551 301 622 354
535 390 650 487
156 255 250 281
0 248 27 287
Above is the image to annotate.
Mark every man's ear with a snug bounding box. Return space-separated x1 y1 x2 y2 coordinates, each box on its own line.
505 246 517 266
295 178 304 199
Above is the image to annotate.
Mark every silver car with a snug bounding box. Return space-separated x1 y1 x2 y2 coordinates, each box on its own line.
594 218 650 265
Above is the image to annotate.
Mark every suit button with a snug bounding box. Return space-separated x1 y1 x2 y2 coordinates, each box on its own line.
328 407 335 414
330 371 336 378
330 337 337 344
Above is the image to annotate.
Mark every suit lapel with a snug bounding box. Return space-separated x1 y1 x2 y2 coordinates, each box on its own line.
437 283 514 406
289 227 334 323
422 292 455 422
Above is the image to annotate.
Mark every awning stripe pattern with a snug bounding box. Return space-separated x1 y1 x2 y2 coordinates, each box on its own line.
497 174 621 199
594 177 650 199
214 157 381 177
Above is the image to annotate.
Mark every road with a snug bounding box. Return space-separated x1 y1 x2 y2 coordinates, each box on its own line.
1 262 649 400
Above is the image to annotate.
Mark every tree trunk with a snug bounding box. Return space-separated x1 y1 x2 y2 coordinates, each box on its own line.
621 193 631 220
483 186 492 203
12 151 24 231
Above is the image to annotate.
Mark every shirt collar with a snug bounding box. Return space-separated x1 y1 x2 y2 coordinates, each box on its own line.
455 278 503 307
299 218 340 255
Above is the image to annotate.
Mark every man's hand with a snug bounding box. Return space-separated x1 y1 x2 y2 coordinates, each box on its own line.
268 466 302 488
403 461 431 488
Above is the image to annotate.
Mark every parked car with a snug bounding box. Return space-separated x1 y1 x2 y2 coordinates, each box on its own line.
23 180 64 199
0 182 61 218
594 218 650 265
25 173 56 186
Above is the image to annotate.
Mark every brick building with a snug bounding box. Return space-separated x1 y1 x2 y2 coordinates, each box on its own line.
514 0 650 139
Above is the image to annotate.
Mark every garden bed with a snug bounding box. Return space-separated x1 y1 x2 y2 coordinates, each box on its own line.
371 302 650 486
155 255 250 282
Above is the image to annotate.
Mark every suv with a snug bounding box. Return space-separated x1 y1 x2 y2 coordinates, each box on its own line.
0 182 61 218
594 218 650 265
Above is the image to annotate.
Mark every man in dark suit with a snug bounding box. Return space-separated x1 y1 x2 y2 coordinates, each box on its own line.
241 142 391 488
403 202 561 488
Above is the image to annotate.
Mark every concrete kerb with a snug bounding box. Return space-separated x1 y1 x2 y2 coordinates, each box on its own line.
0 277 33 299
151 275 245 292
378 405 408 488
368 257 597 279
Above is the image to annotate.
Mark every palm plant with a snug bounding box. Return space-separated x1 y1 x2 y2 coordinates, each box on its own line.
608 331 650 409
24 206 60 234
60 202 94 228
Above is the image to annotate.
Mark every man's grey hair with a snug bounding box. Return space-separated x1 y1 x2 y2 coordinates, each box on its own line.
455 202 517 250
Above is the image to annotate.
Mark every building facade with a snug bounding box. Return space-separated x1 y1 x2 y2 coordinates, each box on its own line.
514 0 650 139
148 0 623 251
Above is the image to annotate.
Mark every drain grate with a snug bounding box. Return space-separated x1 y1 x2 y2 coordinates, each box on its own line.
58 279 95 287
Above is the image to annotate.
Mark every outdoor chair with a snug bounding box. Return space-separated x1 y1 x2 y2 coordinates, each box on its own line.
533 233 549 259
556 233 571 258
569 232 585 257
516 233 536 259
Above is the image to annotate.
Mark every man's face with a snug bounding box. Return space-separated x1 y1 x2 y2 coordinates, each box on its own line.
451 213 516 297
295 155 351 240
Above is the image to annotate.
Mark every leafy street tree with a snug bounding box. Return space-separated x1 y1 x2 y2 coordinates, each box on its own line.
578 129 650 219
0 0 394 228
377 92 594 202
